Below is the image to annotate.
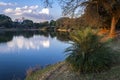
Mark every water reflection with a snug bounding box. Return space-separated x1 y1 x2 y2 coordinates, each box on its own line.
0 31 71 53
8 35 50 49
0 35 50 53
0 31 70 43
0 31 71 80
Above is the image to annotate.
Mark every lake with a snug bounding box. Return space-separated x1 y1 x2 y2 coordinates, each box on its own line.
0 31 70 80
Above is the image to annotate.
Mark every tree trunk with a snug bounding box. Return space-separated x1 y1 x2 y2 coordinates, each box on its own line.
109 16 118 38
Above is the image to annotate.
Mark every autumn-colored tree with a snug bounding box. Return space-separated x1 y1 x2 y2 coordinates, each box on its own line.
44 0 120 37
82 0 120 37
56 17 70 29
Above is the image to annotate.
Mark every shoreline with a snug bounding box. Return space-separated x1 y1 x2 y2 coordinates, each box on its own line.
0 28 70 32
0 29 42 31
25 61 120 80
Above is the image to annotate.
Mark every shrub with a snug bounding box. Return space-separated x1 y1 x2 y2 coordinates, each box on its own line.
65 28 117 73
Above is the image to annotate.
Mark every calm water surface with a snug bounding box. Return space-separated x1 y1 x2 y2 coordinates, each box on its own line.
0 31 70 80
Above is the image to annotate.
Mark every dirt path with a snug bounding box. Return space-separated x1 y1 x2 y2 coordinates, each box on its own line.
39 62 81 80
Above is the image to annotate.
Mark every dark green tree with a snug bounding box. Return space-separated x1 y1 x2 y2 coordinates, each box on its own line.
0 14 12 28
50 20 56 27
22 19 33 28
39 21 49 27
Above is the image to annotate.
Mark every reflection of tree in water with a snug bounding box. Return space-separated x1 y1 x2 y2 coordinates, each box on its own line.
38 31 49 37
49 31 56 38
0 31 13 43
0 30 70 43
56 32 70 42
13 31 34 38
37 31 70 42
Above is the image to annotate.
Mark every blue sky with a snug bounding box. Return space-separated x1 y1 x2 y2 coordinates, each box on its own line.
0 0 62 22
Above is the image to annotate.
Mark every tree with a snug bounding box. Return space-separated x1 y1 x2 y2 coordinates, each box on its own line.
22 19 33 28
44 0 120 37
50 20 56 27
33 23 41 28
56 17 70 29
0 14 12 28
40 21 49 27
83 0 120 37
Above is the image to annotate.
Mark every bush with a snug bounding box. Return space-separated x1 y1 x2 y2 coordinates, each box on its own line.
65 28 117 73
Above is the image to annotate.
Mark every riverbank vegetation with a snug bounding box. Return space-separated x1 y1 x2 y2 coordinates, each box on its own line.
66 28 118 73
25 27 120 80
26 0 120 80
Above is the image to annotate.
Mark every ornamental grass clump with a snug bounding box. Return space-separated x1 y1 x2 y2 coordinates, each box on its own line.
66 28 117 73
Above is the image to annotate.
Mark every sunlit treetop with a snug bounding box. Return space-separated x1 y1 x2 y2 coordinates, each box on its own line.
44 0 120 37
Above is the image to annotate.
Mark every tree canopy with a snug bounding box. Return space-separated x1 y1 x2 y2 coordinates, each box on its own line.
50 20 56 27
44 0 120 37
83 0 120 37
0 14 12 28
22 19 34 28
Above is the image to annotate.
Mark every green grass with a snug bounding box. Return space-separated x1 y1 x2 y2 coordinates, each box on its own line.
26 65 54 80
25 62 64 80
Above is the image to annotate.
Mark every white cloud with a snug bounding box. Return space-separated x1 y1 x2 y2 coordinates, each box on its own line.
39 8 49 15
15 7 22 13
4 8 13 13
4 5 52 22
14 12 22 16
29 5 39 9
23 9 32 13
4 5 39 15
0 2 17 6
23 6 28 9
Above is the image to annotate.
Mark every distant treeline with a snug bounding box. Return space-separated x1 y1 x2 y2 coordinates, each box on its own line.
0 14 87 31
1 14 120 31
0 14 56 30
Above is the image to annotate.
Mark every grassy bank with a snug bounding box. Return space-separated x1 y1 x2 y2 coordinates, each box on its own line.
25 62 66 80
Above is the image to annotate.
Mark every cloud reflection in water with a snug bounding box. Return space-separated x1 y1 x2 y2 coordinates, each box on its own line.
0 35 50 53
